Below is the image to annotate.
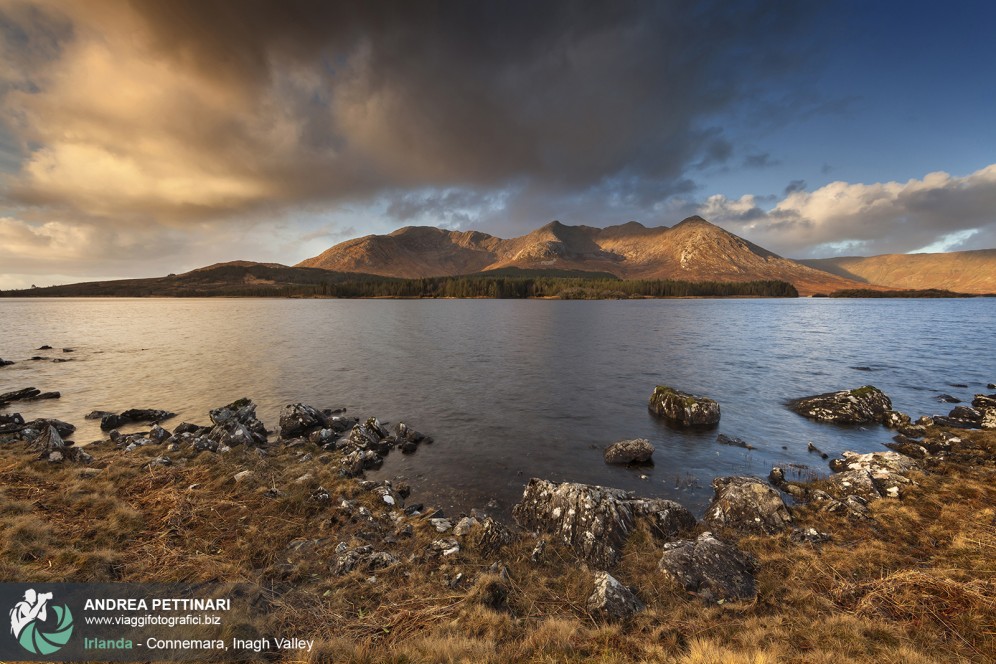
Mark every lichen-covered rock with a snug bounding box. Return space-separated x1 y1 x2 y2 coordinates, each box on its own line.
703 476 792 536
972 394 996 410
586 572 645 621
473 517 515 558
658 533 758 602
512 479 695 567
603 438 655 464
830 450 920 476
881 410 911 429
648 386 720 427
825 451 919 500
982 409 996 430
787 386 892 425
207 397 267 446
29 425 92 463
279 403 328 439
948 406 982 422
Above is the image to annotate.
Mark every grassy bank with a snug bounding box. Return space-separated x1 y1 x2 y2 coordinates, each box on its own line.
0 425 993 662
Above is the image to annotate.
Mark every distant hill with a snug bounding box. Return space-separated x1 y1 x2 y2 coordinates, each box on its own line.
0 263 391 297
799 250 996 294
297 216 868 296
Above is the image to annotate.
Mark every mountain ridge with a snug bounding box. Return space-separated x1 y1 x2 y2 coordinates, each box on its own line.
296 216 868 295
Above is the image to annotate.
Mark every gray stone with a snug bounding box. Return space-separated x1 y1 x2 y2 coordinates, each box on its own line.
603 438 655 464
512 478 695 567
586 572 645 621
648 386 720 427
278 403 327 439
703 476 792 536
787 386 892 424
658 533 758 602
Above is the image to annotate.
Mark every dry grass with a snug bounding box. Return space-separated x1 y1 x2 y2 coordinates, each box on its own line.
0 427 994 662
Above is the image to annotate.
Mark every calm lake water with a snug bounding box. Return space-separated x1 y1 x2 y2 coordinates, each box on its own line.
1 298 993 516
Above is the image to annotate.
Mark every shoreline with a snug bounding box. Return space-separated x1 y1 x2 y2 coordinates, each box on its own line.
1 391 994 661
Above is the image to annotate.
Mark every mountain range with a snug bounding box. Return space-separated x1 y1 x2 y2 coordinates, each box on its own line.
297 216 868 296
6 216 994 297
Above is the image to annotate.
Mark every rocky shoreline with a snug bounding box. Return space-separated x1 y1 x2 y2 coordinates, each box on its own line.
3 382 994 593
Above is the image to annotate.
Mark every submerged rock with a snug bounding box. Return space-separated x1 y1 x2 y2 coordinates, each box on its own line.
787 386 891 425
603 438 655 464
716 434 754 450
704 476 792 536
0 387 61 406
658 533 758 602
512 479 694 567
587 572 645 621
0 358 14 367
648 386 720 428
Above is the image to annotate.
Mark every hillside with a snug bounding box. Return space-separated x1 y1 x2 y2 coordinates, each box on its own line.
800 250 996 294
298 217 867 295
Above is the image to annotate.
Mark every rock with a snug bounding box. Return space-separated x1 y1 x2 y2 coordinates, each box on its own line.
586 572 645 621
512 479 695 567
0 387 61 406
831 450 920 476
429 518 453 533
474 517 514 557
790 528 831 544
279 403 328 439
916 416 934 427
787 386 892 425
173 422 206 435
234 470 256 483
971 394 996 410
703 476 793 536
988 384 996 390
431 538 460 556
148 424 172 444
884 441 929 459
897 424 927 439
823 470 882 501
982 409 996 430
603 438 655 464
207 398 267 447
0 358 14 366
930 416 979 430
453 517 479 536
85 410 113 421
881 410 911 429
716 434 754 450
949 406 982 422
807 442 829 459
936 394 961 404
0 413 25 430
648 386 720 427
100 409 175 431
147 456 172 468
658 533 758 602
530 539 546 562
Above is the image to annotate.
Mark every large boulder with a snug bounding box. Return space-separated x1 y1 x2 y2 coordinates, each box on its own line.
703 476 793 536
648 386 720 428
207 397 267 446
278 403 328 439
512 479 695 567
787 386 892 425
586 572 644 621
825 451 920 500
658 533 758 602
603 439 655 464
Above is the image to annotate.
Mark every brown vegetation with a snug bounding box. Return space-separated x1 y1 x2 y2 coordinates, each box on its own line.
0 426 994 662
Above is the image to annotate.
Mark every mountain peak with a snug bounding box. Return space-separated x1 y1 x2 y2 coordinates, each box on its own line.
674 215 714 227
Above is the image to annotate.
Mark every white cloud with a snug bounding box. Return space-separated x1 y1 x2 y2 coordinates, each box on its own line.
698 164 996 256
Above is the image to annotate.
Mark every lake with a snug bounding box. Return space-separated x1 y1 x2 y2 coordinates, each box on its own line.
1 298 993 516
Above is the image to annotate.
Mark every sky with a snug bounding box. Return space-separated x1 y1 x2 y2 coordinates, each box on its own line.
1 0 995 289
